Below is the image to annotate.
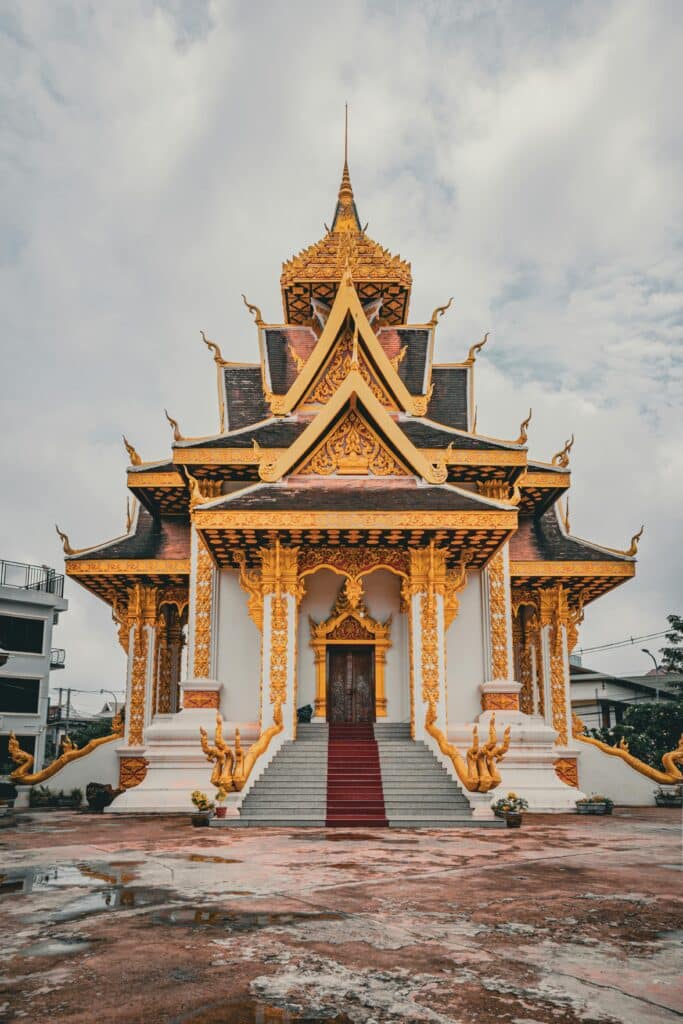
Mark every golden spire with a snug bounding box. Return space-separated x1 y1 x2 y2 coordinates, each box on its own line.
331 104 361 233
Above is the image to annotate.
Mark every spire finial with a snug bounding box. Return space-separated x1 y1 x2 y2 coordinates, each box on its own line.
344 102 348 165
332 104 358 231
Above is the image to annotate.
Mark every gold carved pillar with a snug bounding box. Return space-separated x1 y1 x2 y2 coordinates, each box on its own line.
482 544 521 712
114 582 159 789
191 532 215 681
313 646 326 718
260 540 301 740
404 544 449 743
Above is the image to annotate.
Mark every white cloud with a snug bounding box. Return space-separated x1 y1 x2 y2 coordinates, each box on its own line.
1 0 681 707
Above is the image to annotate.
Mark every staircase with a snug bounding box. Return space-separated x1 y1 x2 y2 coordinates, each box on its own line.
222 722 503 828
326 723 388 827
233 724 328 826
374 723 503 827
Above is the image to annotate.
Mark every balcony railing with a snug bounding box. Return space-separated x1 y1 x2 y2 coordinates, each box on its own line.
0 559 64 597
50 648 66 669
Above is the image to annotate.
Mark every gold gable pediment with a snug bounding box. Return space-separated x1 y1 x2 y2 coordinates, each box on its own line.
304 324 398 411
297 407 408 477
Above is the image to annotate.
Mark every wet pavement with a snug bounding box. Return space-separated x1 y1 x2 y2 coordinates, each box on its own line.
0 807 681 1023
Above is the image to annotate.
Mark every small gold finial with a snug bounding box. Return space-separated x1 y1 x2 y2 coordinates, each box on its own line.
55 524 76 556
429 296 453 327
185 473 208 509
467 331 489 363
164 409 183 442
252 438 261 453
390 345 407 372
624 524 644 557
241 294 264 326
201 330 227 366
288 343 305 373
562 497 570 534
515 408 532 445
551 433 575 467
122 436 142 467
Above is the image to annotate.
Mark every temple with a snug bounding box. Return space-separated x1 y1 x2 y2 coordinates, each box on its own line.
58 144 640 821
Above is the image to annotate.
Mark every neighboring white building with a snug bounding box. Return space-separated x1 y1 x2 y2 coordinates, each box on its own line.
570 662 681 731
0 559 68 776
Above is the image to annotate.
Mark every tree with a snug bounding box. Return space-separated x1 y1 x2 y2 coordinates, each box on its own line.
660 613 683 673
588 614 683 768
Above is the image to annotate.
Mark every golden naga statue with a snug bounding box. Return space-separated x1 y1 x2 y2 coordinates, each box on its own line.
9 712 124 786
425 703 511 793
572 713 683 785
200 706 283 794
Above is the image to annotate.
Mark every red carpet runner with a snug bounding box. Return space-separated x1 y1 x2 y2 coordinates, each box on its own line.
325 723 388 827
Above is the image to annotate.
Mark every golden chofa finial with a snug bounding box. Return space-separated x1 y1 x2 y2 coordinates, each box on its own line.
164 409 183 442
122 435 142 466
429 296 454 327
624 524 644 557
551 433 575 467
55 524 78 556
515 409 532 445
241 294 264 327
201 330 227 367
467 331 489 363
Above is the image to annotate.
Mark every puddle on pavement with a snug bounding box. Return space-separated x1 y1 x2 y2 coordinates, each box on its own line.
172 997 351 1023
21 936 91 958
187 854 243 864
153 908 344 932
1 862 178 921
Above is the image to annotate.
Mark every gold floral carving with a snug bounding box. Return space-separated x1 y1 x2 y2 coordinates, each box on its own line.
477 479 515 502
554 757 579 788
298 408 405 477
119 756 149 790
308 332 392 407
183 689 220 709
482 692 520 712
487 550 510 680
126 584 158 746
9 714 124 786
193 539 213 678
269 594 288 707
573 713 683 785
539 585 570 746
298 546 409 581
233 550 264 630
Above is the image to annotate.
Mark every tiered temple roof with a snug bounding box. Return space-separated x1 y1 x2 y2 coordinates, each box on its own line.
62 150 637 606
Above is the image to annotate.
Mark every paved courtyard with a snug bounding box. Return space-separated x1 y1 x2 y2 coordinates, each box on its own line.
0 808 681 1023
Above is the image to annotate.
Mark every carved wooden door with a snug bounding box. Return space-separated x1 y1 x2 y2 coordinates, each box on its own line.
327 646 375 723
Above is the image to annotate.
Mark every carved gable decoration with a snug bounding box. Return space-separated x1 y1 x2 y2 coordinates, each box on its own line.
297 407 408 477
306 328 397 410
309 584 392 646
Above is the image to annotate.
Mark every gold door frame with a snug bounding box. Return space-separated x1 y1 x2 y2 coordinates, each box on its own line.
309 583 391 720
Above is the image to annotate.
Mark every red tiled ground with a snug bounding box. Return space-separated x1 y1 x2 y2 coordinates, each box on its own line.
0 807 681 1023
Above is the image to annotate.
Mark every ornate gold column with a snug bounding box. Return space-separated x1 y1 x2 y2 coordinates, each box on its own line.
403 544 450 741
260 540 301 740
538 584 585 788
482 544 521 711
115 582 159 789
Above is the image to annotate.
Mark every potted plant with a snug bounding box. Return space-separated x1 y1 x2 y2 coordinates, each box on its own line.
190 790 214 826
654 784 683 808
214 786 229 819
492 791 529 828
85 782 119 813
576 794 614 816
297 704 314 724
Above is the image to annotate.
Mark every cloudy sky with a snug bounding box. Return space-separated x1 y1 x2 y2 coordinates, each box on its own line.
1 0 681 712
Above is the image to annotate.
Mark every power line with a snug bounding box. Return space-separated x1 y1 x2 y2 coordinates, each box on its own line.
578 630 669 655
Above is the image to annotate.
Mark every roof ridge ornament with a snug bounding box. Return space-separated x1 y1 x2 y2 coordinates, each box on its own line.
122 435 142 466
467 331 489 363
429 296 453 327
164 409 183 442
514 408 532 446
201 330 227 367
551 433 575 467
623 524 644 557
55 524 81 556
241 294 264 326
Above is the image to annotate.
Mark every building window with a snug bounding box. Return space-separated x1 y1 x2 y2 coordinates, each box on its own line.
0 733 35 775
0 677 41 714
0 614 45 655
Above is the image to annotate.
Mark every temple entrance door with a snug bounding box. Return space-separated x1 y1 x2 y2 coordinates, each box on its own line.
327 646 375 723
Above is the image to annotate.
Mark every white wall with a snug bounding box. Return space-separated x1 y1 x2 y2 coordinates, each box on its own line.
215 570 261 724
297 569 409 722
577 740 659 806
446 570 485 725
